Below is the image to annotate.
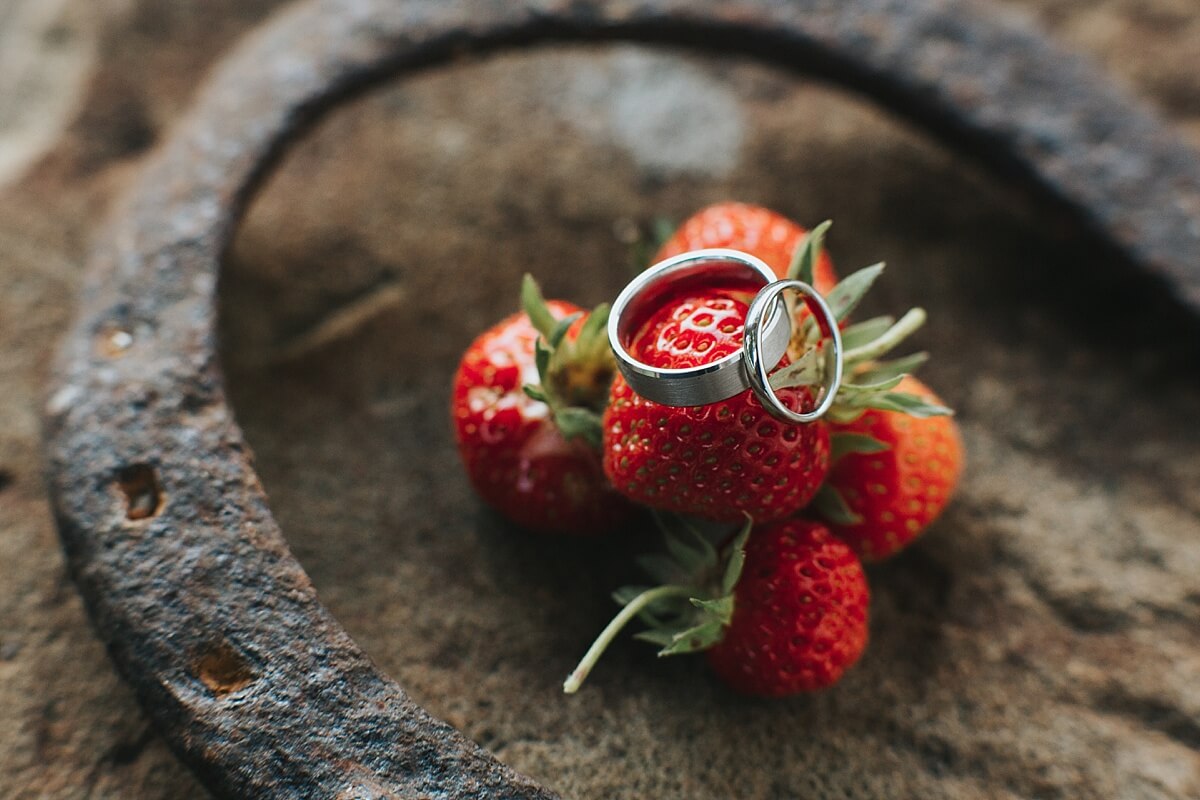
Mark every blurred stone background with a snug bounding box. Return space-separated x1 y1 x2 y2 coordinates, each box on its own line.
1 0 1199 797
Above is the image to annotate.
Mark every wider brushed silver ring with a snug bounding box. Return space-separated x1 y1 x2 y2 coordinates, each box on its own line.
608 248 790 407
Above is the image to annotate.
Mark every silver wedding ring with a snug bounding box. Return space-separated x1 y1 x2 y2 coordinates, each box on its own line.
609 249 843 423
744 279 843 424
608 249 789 408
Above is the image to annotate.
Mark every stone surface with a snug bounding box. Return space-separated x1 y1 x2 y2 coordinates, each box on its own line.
0 0 96 187
3 0 1200 798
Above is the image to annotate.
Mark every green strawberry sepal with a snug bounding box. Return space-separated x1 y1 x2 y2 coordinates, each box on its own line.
520 274 615 448
772 226 955 424
563 515 751 693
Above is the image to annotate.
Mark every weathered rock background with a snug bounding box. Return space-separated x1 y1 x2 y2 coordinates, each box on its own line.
2 0 1198 797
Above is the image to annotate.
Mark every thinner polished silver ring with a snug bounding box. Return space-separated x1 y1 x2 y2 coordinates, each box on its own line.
743 279 844 424
608 248 790 408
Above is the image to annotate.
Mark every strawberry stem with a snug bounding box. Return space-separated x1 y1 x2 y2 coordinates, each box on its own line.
563 584 694 694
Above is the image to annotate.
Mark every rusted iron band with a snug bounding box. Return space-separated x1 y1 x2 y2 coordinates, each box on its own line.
43 1 1200 797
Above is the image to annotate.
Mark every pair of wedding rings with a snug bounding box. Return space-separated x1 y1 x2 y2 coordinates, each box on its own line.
608 249 843 424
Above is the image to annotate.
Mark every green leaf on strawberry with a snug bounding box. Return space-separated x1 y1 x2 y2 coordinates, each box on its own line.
841 373 907 393
812 483 864 525
787 219 832 286
519 273 615 446
563 514 750 692
840 315 895 350
767 348 820 389
823 261 886 323
851 351 929 385
829 431 891 462
771 227 951 426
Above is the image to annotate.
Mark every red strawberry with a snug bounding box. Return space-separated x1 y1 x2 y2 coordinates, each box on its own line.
603 282 831 524
452 278 632 535
656 205 848 363
563 516 869 696
614 212 958 528
705 519 869 695
656 202 839 294
818 376 963 560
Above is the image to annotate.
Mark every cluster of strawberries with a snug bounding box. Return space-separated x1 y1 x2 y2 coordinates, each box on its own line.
452 203 963 697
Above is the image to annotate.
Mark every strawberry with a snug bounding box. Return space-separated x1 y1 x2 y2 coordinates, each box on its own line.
604 218 952 525
705 519 869 695
815 376 963 560
655 202 839 294
451 276 632 535
563 515 869 696
602 280 831 524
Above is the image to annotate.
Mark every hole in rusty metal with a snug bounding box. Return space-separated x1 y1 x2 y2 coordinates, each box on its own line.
94 324 134 357
194 642 257 697
115 464 163 520
0 469 12 493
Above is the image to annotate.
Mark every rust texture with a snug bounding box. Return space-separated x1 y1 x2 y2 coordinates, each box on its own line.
42 0 1200 797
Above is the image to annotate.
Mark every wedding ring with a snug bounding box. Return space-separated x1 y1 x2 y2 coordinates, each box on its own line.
608 249 790 407
743 279 843 424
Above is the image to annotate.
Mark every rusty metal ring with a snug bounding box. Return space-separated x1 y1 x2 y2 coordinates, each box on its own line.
42 0 1200 797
